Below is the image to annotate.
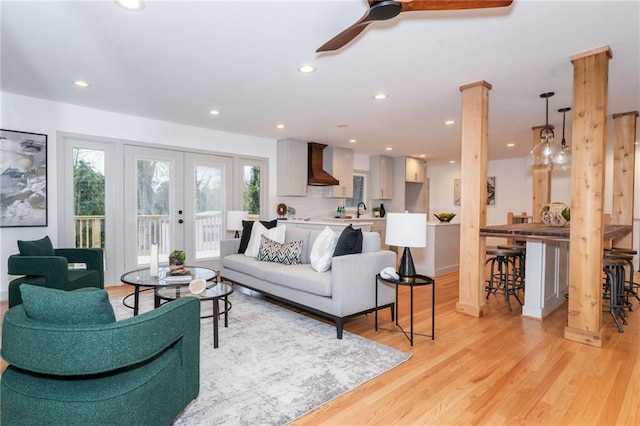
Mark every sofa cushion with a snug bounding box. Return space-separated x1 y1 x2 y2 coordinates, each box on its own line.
223 253 282 280
238 219 278 254
285 228 312 264
20 284 116 325
264 264 332 297
245 223 286 258
310 227 338 272
333 225 363 257
256 235 303 265
362 231 381 253
17 236 55 257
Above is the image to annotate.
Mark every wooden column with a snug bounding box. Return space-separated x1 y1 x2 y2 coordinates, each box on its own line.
611 111 638 248
456 81 491 318
564 46 612 347
531 125 552 222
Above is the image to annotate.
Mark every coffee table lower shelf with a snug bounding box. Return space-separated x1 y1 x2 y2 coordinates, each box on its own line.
155 282 234 349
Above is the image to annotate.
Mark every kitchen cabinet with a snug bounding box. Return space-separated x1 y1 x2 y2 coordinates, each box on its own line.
323 146 353 198
388 156 428 214
369 155 393 200
405 157 425 183
277 138 307 196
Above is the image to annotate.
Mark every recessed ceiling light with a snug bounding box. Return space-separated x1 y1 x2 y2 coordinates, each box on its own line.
209 109 220 116
444 120 456 125
298 65 315 73
373 93 388 100
74 80 89 88
349 139 357 143
449 160 456 164
385 147 392 151
115 0 144 11
336 124 349 128
276 124 285 129
506 143 515 147
419 154 426 158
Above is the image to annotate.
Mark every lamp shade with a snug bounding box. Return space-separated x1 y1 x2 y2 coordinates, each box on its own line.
226 211 249 231
385 212 427 248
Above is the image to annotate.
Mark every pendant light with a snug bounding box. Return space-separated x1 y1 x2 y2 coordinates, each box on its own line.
527 92 560 166
551 107 572 170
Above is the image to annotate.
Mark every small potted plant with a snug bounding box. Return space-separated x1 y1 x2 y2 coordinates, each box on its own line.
168 250 186 274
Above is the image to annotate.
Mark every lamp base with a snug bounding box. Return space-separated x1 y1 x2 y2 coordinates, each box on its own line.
398 247 416 282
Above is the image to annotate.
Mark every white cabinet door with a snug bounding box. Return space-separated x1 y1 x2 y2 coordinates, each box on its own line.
277 139 307 196
405 157 425 183
324 146 353 198
370 155 393 199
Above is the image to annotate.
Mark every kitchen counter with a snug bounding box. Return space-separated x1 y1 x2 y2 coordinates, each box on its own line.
410 222 460 276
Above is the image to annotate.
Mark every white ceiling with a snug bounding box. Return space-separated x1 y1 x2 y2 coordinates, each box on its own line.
1 0 639 164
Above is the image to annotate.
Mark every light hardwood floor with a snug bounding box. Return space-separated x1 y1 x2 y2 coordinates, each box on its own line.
2 273 639 425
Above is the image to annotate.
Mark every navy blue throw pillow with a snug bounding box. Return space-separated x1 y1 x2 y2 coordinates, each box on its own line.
333 225 363 257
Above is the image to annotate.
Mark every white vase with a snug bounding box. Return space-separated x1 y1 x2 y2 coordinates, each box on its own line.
149 243 159 277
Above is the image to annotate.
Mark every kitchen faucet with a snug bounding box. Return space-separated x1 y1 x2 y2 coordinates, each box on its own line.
357 202 367 218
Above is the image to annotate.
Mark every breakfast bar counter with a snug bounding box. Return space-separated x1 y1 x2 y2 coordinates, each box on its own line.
480 223 632 319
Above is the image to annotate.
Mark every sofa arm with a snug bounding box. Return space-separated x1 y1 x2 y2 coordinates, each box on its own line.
7 255 69 284
330 250 397 316
221 239 241 259
1 297 201 380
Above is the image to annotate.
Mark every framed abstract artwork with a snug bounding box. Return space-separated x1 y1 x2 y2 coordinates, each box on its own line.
453 176 496 206
0 129 48 227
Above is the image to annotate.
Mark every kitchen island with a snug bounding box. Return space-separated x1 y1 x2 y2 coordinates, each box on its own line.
409 222 460 276
480 223 632 319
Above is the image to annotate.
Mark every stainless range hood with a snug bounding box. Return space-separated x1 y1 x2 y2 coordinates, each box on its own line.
307 142 339 186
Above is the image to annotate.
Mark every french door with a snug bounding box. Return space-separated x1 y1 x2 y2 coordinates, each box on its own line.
123 146 232 272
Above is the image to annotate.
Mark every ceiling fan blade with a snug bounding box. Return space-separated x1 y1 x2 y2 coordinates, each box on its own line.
398 0 513 12
316 12 374 53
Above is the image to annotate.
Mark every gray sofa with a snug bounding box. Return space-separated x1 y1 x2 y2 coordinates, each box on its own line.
220 226 396 338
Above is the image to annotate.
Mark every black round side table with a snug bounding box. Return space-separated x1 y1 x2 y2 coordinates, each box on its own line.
375 273 435 346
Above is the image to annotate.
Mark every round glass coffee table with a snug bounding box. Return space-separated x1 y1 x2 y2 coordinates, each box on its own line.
156 282 234 349
120 266 217 316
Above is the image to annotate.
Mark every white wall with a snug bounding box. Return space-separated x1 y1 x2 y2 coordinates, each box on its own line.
427 145 640 267
0 92 277 297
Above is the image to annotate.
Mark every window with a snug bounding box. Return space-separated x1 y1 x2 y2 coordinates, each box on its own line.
345 172 367 208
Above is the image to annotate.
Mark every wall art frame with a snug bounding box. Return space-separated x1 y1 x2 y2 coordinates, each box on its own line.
0 128 48 227
453 176 496 206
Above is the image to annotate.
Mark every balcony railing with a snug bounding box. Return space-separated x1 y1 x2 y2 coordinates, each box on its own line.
74 212 224 262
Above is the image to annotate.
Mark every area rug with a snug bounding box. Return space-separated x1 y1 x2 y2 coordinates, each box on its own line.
112 289 411 425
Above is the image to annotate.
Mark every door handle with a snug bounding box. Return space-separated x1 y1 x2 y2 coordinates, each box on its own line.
178 219 184 224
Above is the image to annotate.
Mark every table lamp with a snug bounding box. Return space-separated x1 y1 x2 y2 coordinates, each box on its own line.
227 211 249 238
385 212 427 282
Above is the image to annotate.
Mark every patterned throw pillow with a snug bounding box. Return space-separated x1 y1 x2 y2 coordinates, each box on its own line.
256 235 303 265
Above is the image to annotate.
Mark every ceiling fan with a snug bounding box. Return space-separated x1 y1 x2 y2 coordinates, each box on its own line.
317 0 514 53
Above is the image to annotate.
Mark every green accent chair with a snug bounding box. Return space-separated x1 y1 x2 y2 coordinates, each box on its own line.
7 236 104 307
0 285 201 426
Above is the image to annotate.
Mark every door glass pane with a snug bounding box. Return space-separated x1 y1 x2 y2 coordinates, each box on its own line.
73 148 105 250
137 159 171 264
243 165 260 220
194 164 224 259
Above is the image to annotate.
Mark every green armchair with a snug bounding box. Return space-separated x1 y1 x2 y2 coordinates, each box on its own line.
7 236 104 307
0 287 201 426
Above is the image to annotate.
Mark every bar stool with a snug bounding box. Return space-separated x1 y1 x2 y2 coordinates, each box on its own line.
485 247 522 311
604 249 638 306
497 243 526 290
603 257 628 333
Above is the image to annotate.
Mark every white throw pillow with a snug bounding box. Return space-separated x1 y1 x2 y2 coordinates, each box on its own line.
310 226 338 272
245 223 286 257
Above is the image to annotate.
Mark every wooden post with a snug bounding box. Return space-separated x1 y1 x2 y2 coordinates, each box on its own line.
564 46 612 347
611 111 638 248
531 125 553 223
456 81 491 318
